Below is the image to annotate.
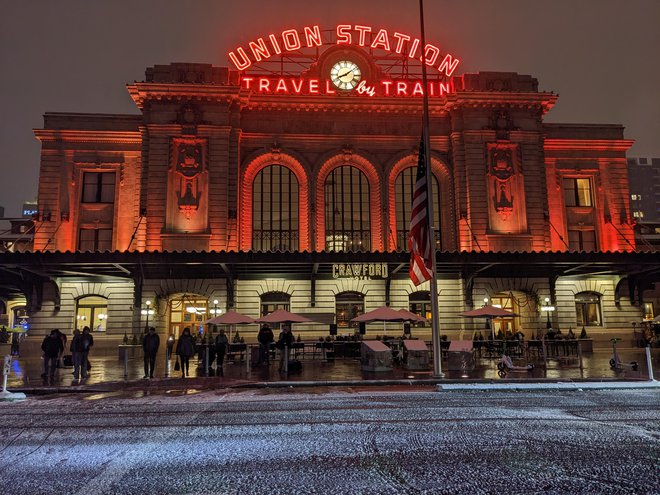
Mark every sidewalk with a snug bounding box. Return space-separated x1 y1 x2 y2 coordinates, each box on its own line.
4 346 658 395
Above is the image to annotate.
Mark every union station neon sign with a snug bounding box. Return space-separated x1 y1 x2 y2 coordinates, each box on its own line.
228 24 460 97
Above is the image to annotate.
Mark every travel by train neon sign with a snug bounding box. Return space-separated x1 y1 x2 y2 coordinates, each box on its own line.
228 24 460 97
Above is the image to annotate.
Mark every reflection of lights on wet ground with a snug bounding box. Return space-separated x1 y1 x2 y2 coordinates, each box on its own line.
12 358 22 375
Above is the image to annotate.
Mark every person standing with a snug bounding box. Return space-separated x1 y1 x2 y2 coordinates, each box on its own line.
257 325 274 365
54 328 67 368
214 328 229 376
80 326 94 379
176 327 195 378
69 329 84 381
276 324 294 372
143 326 160 379
41 329 63 380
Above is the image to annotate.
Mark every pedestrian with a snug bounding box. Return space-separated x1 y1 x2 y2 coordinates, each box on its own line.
69 329 84 381
80 326 94 379
176 327 195 377
257 325 274 365
41 329 64 380
143 326 160 379
54 328 67 368
214 328 229 376
276 324 294 372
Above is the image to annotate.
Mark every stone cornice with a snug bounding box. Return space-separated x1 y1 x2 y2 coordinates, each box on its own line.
33 129 142 144
544 139 635 152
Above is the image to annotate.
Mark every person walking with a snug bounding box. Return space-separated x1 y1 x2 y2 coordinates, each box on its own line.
257 325 274 365
143 326 160 379
41 329 64 380
276 324 294 372
176 327 195 377
214 328 229 376
80 326 94 380
69 329 84 381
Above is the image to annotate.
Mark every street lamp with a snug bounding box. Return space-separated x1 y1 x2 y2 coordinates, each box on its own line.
209 299 222 316
141 300 154 331
541 297 555 329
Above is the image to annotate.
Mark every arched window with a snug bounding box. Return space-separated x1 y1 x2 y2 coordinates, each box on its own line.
252 165 299 251
335 291 365 329
409 291 431 327
261 292 290 317
575 292 602 326
395 167 441 251
76 295 108 333
325 166 370 251
490 294 520 336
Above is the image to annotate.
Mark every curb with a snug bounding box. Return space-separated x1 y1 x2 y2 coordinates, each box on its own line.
438 380 660 391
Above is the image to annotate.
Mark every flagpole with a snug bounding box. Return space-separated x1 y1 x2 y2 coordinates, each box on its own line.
419 0 444 377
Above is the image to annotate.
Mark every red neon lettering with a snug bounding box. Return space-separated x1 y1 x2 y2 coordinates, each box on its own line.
408 38 420 59
381 80 393 95
423 44 440 66
308 79 319 94
438 54 460 77
336 24 352 44
268 34 282 55
242 77 253 89
275 78 288 93
282 29 301 50
228 47 251 70
396 81 408 96
304 25 322 47
259 78 270 92
392 32 410 54
438 82 450 95
370 29 390 50
291 79 304 93
324 80 336 94
354 25 372 46
428 82 434 96
249 38 270 62
356 80 376 96
412 82 424 96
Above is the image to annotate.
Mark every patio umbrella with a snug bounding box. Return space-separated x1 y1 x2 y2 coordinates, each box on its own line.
351 306 409 336
254 309 312 324
203 311 256 342
460 305 518 339
397 308 428 323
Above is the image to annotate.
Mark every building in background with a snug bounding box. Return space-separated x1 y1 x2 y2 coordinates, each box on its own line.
628 157 660 251
0 25 658 348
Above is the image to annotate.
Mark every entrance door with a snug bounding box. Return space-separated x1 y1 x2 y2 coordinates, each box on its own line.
169 295 208 339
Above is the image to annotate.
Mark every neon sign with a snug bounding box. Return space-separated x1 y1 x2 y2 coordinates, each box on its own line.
228 24 460 78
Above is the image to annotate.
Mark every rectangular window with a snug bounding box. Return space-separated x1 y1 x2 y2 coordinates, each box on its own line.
568 230 596 252
82 172 116 203
563 178 592 207
643 302 654 320
576 294 601 326
78 228 112 251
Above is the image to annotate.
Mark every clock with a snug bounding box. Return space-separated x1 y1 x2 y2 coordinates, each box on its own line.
330 60 361 90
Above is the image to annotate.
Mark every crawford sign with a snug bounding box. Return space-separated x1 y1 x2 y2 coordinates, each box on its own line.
332 263 389 280
228 24 460 97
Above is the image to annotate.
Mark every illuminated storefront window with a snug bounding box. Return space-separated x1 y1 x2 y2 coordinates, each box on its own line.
395 167 441 251
252 165 299 251
409 291 431 326
575 292 602 326
336 291 364 329
76 295 108 332
169 295 207 339
325 166 370 251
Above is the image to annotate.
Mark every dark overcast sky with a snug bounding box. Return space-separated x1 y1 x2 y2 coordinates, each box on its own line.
1 0 658 217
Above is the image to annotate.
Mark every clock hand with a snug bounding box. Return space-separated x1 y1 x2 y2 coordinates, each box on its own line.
337 69 352 79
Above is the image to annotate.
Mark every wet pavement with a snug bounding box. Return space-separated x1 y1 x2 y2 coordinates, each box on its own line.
0 388 658 494
4 343 658 394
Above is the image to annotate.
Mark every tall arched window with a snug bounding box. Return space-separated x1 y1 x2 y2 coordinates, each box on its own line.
575 292 602 326
335 291 365 329
76 295 108 333
395 167 441 251
260 292 291 317
252 165 299 251
325 166 370 251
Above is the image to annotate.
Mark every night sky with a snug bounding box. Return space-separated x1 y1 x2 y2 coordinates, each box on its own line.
1 0 658 217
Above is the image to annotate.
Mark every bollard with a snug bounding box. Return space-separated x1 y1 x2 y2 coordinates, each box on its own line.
164 349 169 377
246 344 251 372
284 346 289 374
646 345 655 381
1 355 26 401
577 341 584 370
205 346 209 376
123 348 128 378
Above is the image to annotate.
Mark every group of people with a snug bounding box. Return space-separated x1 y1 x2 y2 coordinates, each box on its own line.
41 326 93 382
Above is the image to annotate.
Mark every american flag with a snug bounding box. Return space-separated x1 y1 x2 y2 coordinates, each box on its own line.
408 137 433 285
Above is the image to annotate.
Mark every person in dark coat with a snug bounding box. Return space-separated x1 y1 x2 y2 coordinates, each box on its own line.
41 329 64 379
257 325 274 365
80 326 94 379
143 326 160 379
70 329 84 381
54 328 67 368
214 328 229 376
176 327 195 377
276 324 294 372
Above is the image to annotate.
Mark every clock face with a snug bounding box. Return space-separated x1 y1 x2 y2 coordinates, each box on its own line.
330 60 361 90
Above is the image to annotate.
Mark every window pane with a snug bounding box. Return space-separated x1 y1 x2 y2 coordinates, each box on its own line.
82 173 98 203
100 173 116 203
395 167 441 251
325 166 370 251
252 165 298 251
576 179 592 207
563 178 576 207
78 229 95 251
